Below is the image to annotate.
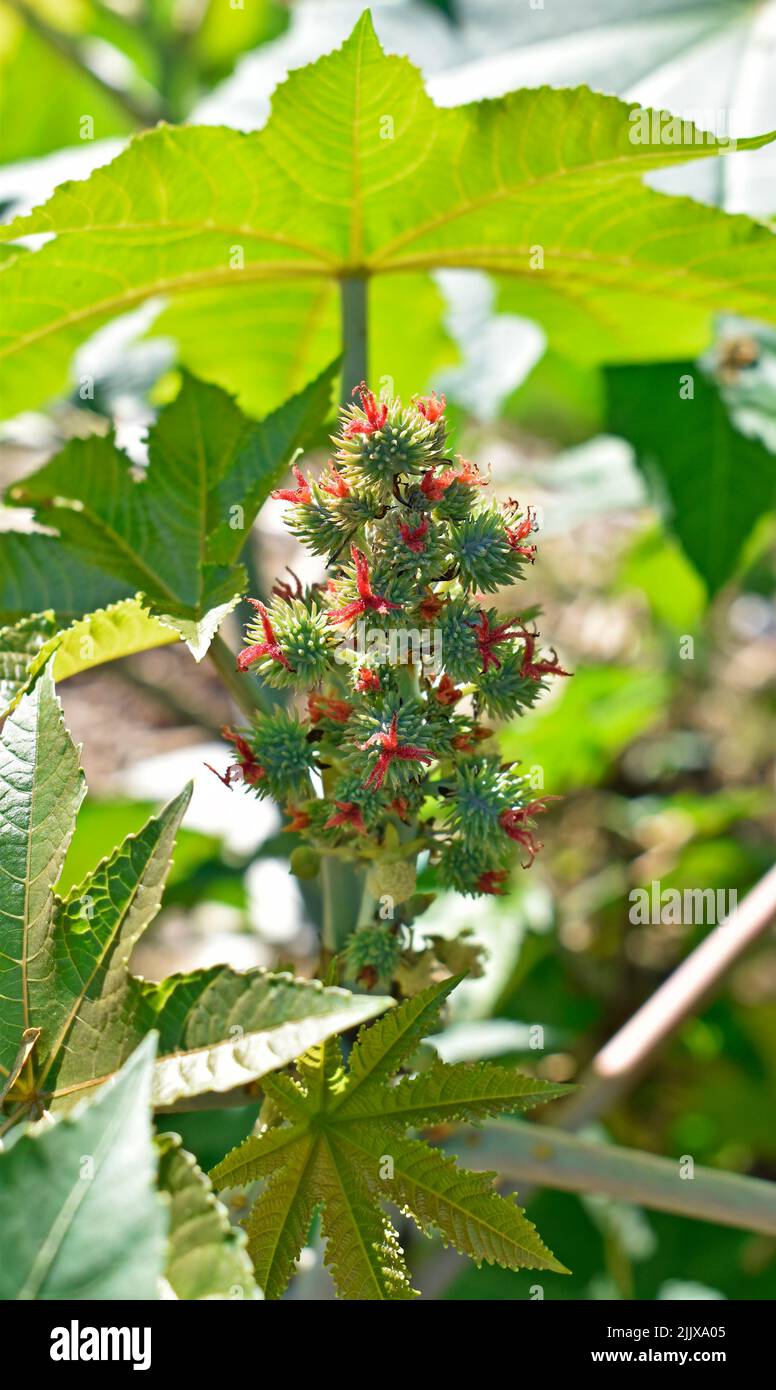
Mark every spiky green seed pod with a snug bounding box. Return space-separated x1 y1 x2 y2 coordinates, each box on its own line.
445 757 526 850
249 711 315 801
436 598 483 681
248 600 336 689
477 655 545 720
335 396 447 491
438 838 503 896
344 923 402 985
449 509 527 592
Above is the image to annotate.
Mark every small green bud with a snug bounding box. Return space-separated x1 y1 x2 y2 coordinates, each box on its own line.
289 845 321 879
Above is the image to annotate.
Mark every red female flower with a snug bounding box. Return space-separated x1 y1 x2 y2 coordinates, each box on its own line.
359 713 433 790
271 568 304 602
344 382 388 438
420 456 484 501
499 798 559 868
237 599 292 672
285 806 311 832
307 692 352 724
320 460 350 497
517 627 570 681
451 724 492 752
434 674 462 706
415 390 446 423
504 503 538 561
206 728 265 789
271 464 311 505
469 610 521 674
398 515 429 553
476 869 509 896
355 666 381 693
327 545 403 626
417 590 444 623
324 801 367 834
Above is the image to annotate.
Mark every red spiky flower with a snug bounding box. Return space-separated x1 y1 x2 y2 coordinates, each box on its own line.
206 727 265 789
344 382 388 438
398 515 429 553
434 674 462 706
359 714 433 790
420 456 485 501
517 626 571 681
285 806 311 833
324 801 367 834
307 692 352 725
476 868 509 895
327 545 403 626
504 502 538 561
271 464 311 505
469 610 521 674
355 666 381 693
237 599 292 673
415 390 446 423
320 460 350 497
499 798 559 868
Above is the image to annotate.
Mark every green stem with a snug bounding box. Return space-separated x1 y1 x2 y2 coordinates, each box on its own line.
340 275 368 398
320 275 371 957
208 633 270 718
466 1119 776 1237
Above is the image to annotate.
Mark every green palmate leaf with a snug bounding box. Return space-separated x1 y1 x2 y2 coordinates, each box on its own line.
0 13 774 418
0 600 177 716
0 532 130 625
0 1035 166 1300
2 363 336 655
156 1132 260 1300
211 978 568 1300
0 666 393 1124
606 361 776 595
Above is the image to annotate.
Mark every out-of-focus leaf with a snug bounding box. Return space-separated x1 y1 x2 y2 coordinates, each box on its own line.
0 1035 166 1300
500 666 672 791
606 361 776 595
1 15 774 417
618 526 706 631
0 600 177 716
156 1132 260 1300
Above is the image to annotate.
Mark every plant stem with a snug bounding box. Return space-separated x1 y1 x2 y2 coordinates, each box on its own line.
340 275 368 398
208 632 270 718
467 1119 776 1237
319 275 371 958
557 861 776 1130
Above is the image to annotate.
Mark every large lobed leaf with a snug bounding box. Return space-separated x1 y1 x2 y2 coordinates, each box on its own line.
0 13 774 418
0 665 393 1125
211 978 569 1300
1 363 336 655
